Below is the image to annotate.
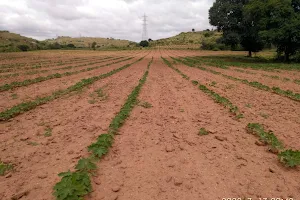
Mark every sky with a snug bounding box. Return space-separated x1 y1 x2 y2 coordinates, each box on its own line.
0 0 215 41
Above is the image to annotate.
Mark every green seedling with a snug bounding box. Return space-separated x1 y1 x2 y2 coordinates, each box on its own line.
278 150 300 167
260 113 269 119
53 171 92 200
139 101 152 108
191 80 199 86
0 161 13 176
198 128 209 136
44 127 52 137
28 141 39 146
11 93 18 99
209 81 217 87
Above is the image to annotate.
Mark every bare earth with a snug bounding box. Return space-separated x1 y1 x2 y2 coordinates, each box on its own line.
0 49 299 200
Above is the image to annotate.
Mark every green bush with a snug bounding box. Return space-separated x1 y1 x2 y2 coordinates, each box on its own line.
139 40 149 47
17 44 30 51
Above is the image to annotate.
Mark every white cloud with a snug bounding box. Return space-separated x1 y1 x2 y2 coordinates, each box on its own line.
0 0 215 41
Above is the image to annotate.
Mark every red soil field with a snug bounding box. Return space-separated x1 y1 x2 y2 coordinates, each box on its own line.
0 49 299 200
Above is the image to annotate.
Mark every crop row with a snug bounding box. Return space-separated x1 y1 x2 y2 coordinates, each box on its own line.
53 58 153 200
0 57 145 121
174 57 300 102
0 55 111 70
0 56 122 78
0 57 133 92
162 56 300 167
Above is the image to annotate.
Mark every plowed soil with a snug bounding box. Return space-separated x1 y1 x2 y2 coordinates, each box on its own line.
0 49 299 200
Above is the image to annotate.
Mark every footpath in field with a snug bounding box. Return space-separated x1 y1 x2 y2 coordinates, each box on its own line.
86 56 300 200
0 52 152 200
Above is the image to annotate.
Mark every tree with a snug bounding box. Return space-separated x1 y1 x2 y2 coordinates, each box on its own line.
139 40 149 47
209 0 263 56
91 42 97 50
192 28 195 32
245 0 300 62
67 44 75 48
17 44 29 51
148 38 153 42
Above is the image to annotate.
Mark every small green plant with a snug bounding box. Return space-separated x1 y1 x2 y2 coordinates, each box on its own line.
44 127 52 137
75 158 97 173
198 128 209 136
139 101 152 108
95 88 105 98
53 171 92 200
209 81 217 87
260 113 269 119
278 150 300 167
0 161 13 176
88 134 114 158
191 80 199 85
283 77 290 82
11 93 18 99
28 141 39 146
179 108 185 112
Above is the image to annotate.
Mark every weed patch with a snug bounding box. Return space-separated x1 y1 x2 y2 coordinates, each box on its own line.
198 128 209 136
0 161 13 176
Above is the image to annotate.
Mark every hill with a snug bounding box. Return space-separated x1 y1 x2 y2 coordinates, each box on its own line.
0 30 43 52
45 36 136 49
151 30 222 49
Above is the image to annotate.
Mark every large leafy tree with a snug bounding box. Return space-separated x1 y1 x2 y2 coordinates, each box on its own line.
209 0 264 56
245 0 300 62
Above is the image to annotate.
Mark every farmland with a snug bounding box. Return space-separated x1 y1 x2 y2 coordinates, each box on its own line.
0 49 300 200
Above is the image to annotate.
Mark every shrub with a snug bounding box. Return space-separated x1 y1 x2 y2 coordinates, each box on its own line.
139 40 149 47
17 44 30 51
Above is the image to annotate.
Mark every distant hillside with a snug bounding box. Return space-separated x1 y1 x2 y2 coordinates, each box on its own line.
151 30 222 49
0 30 43 52
45 36 136 49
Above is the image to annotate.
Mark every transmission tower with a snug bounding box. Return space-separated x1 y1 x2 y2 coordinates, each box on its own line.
142 14 148 41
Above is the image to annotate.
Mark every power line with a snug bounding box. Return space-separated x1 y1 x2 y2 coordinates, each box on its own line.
142 14 148 41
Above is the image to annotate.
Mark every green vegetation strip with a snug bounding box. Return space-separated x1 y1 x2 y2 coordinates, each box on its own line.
0 57 132 92
53 58 153 200
173 57 300 102
246 123 300 167
0 57 145 121
191 56 300 71
162 57 243 120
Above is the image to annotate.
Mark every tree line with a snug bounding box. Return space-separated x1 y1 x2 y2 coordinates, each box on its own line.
209 0 300 62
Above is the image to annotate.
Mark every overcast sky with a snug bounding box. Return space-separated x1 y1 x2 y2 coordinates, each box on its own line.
0 0 214 41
